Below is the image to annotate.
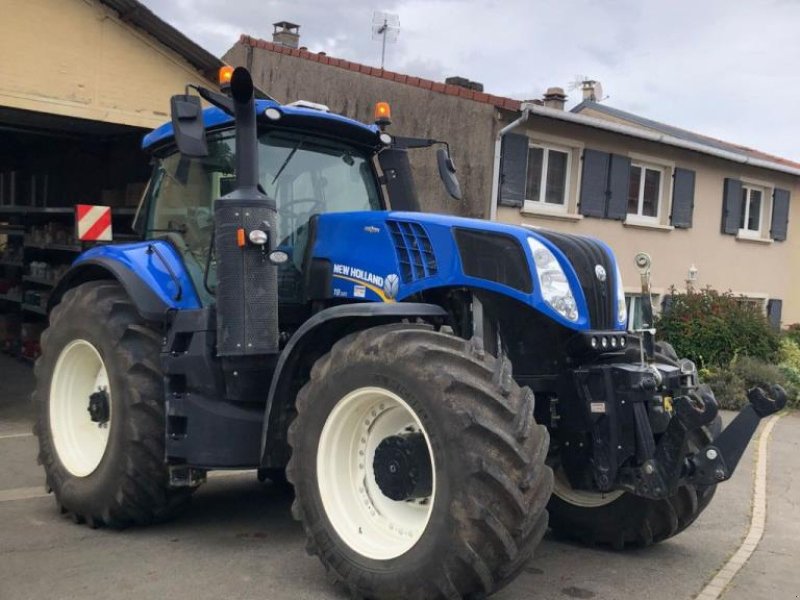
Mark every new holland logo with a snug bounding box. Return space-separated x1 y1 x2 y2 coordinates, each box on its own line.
595 265 607 282
383 273 399 299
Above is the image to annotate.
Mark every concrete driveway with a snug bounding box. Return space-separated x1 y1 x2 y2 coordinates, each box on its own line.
0 354 797 600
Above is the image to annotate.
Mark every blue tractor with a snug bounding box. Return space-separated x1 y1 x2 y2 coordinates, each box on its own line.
33 68 785 599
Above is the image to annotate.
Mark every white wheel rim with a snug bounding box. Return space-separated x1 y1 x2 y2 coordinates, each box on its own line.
552 466 624 508
49 339 112 477
316 387 436 560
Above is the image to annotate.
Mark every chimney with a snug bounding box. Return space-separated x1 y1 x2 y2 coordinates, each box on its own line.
581 79 601 102
272 21 300 49
543 87 567 110
445 76 484 92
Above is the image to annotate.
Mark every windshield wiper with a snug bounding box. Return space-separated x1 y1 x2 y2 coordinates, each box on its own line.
271 140 304 184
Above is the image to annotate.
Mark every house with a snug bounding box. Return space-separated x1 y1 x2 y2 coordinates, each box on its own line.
225 29 800 327
0 0 223 357
494 91 799 327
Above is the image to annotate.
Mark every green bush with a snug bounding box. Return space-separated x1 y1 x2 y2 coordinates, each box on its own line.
777 338 800 410
783 323 800 346
656 287 779 369
703 365 747 410
703 355 799 411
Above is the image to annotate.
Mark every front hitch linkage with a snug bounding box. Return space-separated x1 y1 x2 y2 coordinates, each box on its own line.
686 385 787 486
620 384 786 499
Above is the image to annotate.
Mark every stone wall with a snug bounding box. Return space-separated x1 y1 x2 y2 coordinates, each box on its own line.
223 41 507 218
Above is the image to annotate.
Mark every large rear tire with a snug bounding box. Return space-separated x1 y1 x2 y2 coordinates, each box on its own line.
33 281 192 527
287 324 553 599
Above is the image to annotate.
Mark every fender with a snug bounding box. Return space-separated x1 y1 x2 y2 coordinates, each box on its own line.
260 302 448 467
49 241 202 322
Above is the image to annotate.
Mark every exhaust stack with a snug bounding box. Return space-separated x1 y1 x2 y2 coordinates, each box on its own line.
214 67 279 356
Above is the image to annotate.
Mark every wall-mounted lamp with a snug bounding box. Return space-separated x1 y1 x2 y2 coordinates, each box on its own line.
688 264 699 282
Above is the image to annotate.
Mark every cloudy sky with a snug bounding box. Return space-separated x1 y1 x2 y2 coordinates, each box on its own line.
141 0 800 162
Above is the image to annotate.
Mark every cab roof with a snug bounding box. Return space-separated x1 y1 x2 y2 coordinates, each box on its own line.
142 99 381 152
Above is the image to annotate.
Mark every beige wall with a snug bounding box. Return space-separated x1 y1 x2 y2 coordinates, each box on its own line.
496 114 800 324
0 0 216 129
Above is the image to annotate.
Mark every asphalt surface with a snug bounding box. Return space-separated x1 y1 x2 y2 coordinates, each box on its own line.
0 354 797 600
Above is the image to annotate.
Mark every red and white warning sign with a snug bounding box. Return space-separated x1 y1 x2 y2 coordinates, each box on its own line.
76 204 113 242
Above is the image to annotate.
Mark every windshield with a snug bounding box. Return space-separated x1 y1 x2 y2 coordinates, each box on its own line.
144 130 381 301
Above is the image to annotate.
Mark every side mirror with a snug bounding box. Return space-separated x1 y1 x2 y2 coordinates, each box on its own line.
436 147 462 200
170 94 208 158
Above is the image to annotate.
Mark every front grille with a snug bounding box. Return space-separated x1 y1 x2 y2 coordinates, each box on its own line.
535 230 616 328
387 220 438 283
453 228 533 293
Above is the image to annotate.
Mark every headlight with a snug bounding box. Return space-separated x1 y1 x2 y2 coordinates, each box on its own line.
527 237 579 322
614 263 627 325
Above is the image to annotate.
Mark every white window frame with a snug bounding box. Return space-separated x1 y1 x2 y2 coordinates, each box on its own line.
733 294 768 314
523 143 572 214
738 184 767 239
626 162 664 224
626 293 661 332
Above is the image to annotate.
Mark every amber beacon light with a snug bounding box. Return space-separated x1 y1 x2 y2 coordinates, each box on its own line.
374 101 392 127
219 66 234 88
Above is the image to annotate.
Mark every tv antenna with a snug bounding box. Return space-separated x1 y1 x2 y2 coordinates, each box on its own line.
569 75 605 102
372 11 400 70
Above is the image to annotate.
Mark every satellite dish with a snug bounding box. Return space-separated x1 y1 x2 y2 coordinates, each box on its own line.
593 81 604 102
372 11 400 69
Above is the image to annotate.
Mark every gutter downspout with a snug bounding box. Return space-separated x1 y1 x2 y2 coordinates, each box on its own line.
489 107 531 221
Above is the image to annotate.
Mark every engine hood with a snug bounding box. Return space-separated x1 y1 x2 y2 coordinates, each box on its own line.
310 211 625 332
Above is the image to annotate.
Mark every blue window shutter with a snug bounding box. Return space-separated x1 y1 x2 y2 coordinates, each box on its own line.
671 168 696 228
770 188 790 241
579 149 610 217
767 299 782 330
606 153 631 220
721 178 743 234
499 133 529 207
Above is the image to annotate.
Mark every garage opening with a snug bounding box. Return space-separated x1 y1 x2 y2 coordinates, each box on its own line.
0 106 151 361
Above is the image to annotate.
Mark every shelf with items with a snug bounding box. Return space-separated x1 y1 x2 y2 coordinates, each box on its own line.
21 303 48 316
0 227 24 237
0 204 145 362
23 275 56 287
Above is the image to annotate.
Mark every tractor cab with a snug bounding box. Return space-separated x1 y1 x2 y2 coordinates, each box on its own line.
135 85 459 327
138 117 382 304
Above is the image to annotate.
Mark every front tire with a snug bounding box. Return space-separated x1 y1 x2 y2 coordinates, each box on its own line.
548 417 721 549
33 281 192 527
287 324 552 599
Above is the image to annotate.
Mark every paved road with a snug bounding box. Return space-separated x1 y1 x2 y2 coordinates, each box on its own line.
0 355 796 600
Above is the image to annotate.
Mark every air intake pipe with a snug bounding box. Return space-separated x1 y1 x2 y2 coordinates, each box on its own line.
214 67 279 356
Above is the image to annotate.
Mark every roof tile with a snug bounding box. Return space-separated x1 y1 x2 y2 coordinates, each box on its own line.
237 33 518 111
458 87 474 99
